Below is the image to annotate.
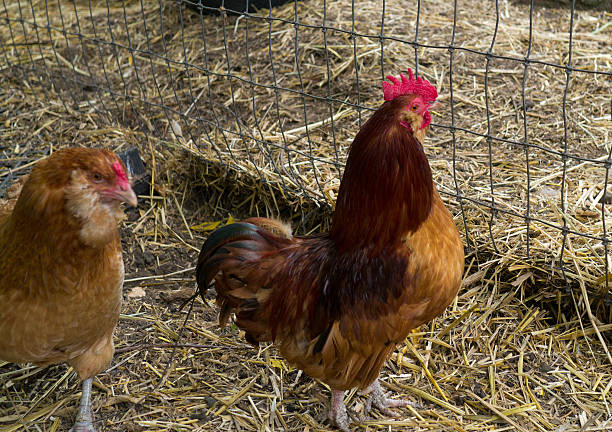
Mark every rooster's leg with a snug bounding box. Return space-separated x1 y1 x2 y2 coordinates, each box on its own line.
69 378 97 432
362 379 418 418
328 389 351 432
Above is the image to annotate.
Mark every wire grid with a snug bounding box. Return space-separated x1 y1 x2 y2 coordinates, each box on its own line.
0 0 611 302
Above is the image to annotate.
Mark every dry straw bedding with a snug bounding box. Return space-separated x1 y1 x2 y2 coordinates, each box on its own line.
1 0 612 430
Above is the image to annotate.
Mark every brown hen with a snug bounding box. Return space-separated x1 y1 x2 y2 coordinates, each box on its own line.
0 147 137 432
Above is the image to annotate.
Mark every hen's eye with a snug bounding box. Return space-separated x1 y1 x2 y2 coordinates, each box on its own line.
91 173 103 183
410 104 419 112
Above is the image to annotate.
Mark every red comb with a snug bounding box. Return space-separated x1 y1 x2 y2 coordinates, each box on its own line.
382 69 438 103
112 161 130 189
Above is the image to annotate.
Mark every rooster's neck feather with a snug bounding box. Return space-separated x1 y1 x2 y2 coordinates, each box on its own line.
330 101 433 254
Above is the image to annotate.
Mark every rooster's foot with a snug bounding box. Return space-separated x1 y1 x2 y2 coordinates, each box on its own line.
361 379 420 419
328 389 352 432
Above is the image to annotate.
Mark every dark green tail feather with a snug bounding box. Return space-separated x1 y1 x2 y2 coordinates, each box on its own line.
195 222 262 299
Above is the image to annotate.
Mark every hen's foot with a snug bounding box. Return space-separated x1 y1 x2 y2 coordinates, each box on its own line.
69 378 97 432
362 379 420 418
328 389 351 432
68 420 97 432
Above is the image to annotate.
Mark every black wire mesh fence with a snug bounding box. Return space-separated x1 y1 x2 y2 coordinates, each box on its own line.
1 0 611 309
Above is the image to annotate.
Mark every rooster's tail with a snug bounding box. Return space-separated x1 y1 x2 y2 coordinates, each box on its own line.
196 222 261 296
195 221 284 341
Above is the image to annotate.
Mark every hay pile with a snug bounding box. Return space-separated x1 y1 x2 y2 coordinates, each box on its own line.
1 0 612 431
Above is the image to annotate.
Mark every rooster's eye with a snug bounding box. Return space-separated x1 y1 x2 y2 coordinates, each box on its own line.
410 104 419 112
91 173 103 183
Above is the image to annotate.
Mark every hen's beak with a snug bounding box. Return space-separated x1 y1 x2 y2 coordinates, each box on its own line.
114 184 138 208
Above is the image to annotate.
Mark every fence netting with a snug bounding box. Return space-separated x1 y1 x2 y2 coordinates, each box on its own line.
1 0 611 310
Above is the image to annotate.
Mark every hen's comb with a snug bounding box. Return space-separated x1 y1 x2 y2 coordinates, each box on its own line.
382 69 438 103
112 161 130 189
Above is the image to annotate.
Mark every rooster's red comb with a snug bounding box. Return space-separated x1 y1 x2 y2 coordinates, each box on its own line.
382 69 438 103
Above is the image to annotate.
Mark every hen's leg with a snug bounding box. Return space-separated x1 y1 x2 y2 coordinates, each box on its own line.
328 390 351 432
362 379 417 418
69 378 97 432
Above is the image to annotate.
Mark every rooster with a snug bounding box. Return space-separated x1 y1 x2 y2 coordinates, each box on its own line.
195 70 464 431
0 148 138 432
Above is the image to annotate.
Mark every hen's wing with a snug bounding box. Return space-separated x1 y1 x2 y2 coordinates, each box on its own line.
0 239 123 375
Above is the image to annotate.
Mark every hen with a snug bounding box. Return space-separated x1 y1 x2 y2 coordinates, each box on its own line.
0 147 137 432
195 70 464 431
